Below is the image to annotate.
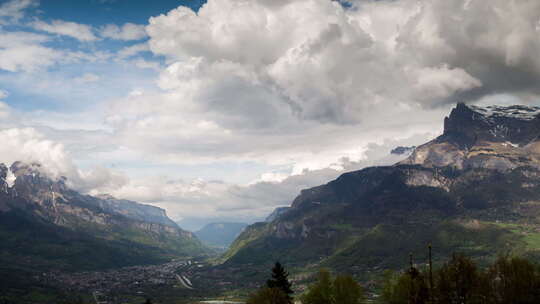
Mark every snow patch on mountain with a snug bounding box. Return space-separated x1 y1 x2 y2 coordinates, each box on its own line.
5 170 15 188
469 105 540 121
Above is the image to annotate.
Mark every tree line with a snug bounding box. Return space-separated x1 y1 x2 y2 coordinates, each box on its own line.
380 253 540 304
249 250 540 304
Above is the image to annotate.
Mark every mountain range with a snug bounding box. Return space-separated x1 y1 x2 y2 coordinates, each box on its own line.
221 103 540 276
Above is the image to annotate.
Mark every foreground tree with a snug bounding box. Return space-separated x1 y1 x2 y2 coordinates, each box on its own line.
301 269 365 304
266 262 294 302
379 267 428 304
333 274 365 304
487 255 540 304
379 270 409 304
247 287 290 304
434 254 482 304
301 269 333 304
379 250 540 304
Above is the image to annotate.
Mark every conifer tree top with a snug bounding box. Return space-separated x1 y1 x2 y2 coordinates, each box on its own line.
266 262 294 302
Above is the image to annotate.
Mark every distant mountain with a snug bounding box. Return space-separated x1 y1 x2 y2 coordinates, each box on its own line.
195 222 248 248
222 103 540 276
0 161 210 294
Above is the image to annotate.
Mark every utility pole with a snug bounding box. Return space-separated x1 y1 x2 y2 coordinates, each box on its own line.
409 252 414 304
428 243 434 303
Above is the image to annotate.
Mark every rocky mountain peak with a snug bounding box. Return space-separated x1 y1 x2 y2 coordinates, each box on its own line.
442 103 540 148
0 164 9 199
9 161 68 196
0 163 7 181
401 103 540 171
10 161 40 176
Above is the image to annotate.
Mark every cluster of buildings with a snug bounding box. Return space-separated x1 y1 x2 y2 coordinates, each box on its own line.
40 260 196 295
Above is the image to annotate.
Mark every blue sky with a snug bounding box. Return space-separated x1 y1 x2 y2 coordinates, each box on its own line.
38 0 205 25
0 0 536 230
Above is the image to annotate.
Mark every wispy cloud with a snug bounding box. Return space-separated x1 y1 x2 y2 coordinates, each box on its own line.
100 23 147 41
0 31 63 72
0 0 37 24
30 19 98 42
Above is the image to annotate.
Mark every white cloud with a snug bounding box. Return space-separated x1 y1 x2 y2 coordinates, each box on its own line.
0 31 63 72
409 65 482 101
0 26 112 72
73 73 100 84
131 58 161 70
100 23 147 41
31 19 98 42
0 89 8 100
0 0 37 24
117 42 150 59
0 102 11 119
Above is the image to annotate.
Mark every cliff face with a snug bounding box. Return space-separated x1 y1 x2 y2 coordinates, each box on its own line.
402 103 540 170
223 104 540 273
0 161 208 272
94 194 178 228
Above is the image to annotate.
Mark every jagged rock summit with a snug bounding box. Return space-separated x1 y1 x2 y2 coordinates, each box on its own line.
402 103 540 170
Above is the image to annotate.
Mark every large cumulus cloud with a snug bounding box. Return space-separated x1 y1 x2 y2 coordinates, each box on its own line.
98 0 540 225
109 0 540 167
393 0 540 103
143 0 484 124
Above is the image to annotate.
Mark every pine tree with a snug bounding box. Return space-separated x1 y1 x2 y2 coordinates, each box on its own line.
301 269 365 304
266 262 294 302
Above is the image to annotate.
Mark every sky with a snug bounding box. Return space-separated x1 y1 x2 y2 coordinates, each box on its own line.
1 0 539 230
